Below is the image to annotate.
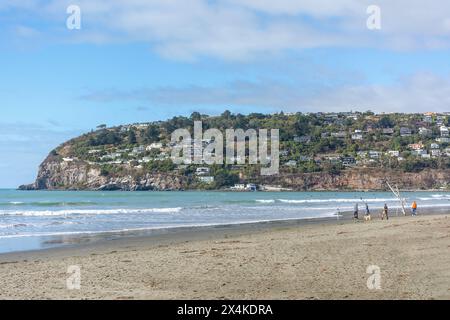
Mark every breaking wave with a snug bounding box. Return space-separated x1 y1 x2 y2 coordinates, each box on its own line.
0 207 183 217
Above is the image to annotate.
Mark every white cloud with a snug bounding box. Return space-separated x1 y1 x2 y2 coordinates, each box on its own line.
4 0 450 60
302 73 450 113
80 73 450 113
227 0 364 17
13 25 41 38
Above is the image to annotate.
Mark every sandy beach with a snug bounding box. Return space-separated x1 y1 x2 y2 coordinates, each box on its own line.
0 213 449 300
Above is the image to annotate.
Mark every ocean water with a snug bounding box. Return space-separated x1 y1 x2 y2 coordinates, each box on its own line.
0 189 449 253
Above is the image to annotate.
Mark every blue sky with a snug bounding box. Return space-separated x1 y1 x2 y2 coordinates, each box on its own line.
2 0 450 187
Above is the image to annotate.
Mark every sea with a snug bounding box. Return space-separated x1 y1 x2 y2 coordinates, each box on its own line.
0 189 449 254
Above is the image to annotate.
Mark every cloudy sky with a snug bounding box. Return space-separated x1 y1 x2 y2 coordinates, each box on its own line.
1 0 450 187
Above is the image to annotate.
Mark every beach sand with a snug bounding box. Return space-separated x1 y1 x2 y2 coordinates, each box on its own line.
0 213 449 300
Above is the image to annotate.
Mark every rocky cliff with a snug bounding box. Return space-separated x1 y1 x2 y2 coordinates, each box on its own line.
20 153 450 191
259 168 450 191
19 154 189 191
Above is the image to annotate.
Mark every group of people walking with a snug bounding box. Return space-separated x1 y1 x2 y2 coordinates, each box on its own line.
353 201 418 221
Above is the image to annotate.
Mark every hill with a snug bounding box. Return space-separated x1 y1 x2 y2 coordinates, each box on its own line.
20 111 450 191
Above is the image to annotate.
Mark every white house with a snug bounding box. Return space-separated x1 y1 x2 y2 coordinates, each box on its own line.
284 160 297 167
423 115 433 123
431 150 441 157
146 143 163 150
437 137 450 143
413 149 427 156
388 150 400 157
431 143 440 149
419 127 432 137
198 176 214 184
357 151 368 158
382 128 394 135
400 127 412 137
437 116 446 126
331 131 347 138
131 146 145 154
196 167 210 175
369 151 381 159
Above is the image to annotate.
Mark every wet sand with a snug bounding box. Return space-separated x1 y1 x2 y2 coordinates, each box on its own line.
0 212 449 299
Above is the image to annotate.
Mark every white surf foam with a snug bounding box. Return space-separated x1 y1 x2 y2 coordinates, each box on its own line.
0 207 183 217
0 211 337 239
277 198 399 204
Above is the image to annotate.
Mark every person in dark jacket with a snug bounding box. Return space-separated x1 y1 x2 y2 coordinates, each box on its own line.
381 203 389 220
353 203 359 220
364 203 371 221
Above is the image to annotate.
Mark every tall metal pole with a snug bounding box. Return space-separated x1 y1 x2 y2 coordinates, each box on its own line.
386 180 407 216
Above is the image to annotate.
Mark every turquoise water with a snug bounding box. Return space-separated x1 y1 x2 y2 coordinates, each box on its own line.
0 189 449 253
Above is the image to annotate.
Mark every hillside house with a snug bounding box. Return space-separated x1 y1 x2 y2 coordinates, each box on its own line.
431 150 441 157
351 133 363 141
400 127 412 137
146 143 163 150
440 126 449 137
437 116 446 126
280 150 289 157
419 127 432 137
382 128 394 135
388 150 400 157
342 157 356 166
423 115 433 123
369 151 381 159
294 135 311 143
131 146 145 154
284 160 297 167
196 167 210 175
437 137 450 143
431 143 440 149
198 176 214 184
408 143 425 151
331 131 347 139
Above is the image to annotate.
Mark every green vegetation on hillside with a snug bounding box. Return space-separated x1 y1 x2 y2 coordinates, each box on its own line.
54 111 450 189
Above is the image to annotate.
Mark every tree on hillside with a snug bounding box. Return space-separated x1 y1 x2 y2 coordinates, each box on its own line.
378 116 394 128
144 125 160 143
190 112 202 121
127 130 137 145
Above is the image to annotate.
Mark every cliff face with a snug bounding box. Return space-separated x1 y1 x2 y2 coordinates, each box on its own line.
20 155 189 191
260 168 450 191
20 154 450 191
